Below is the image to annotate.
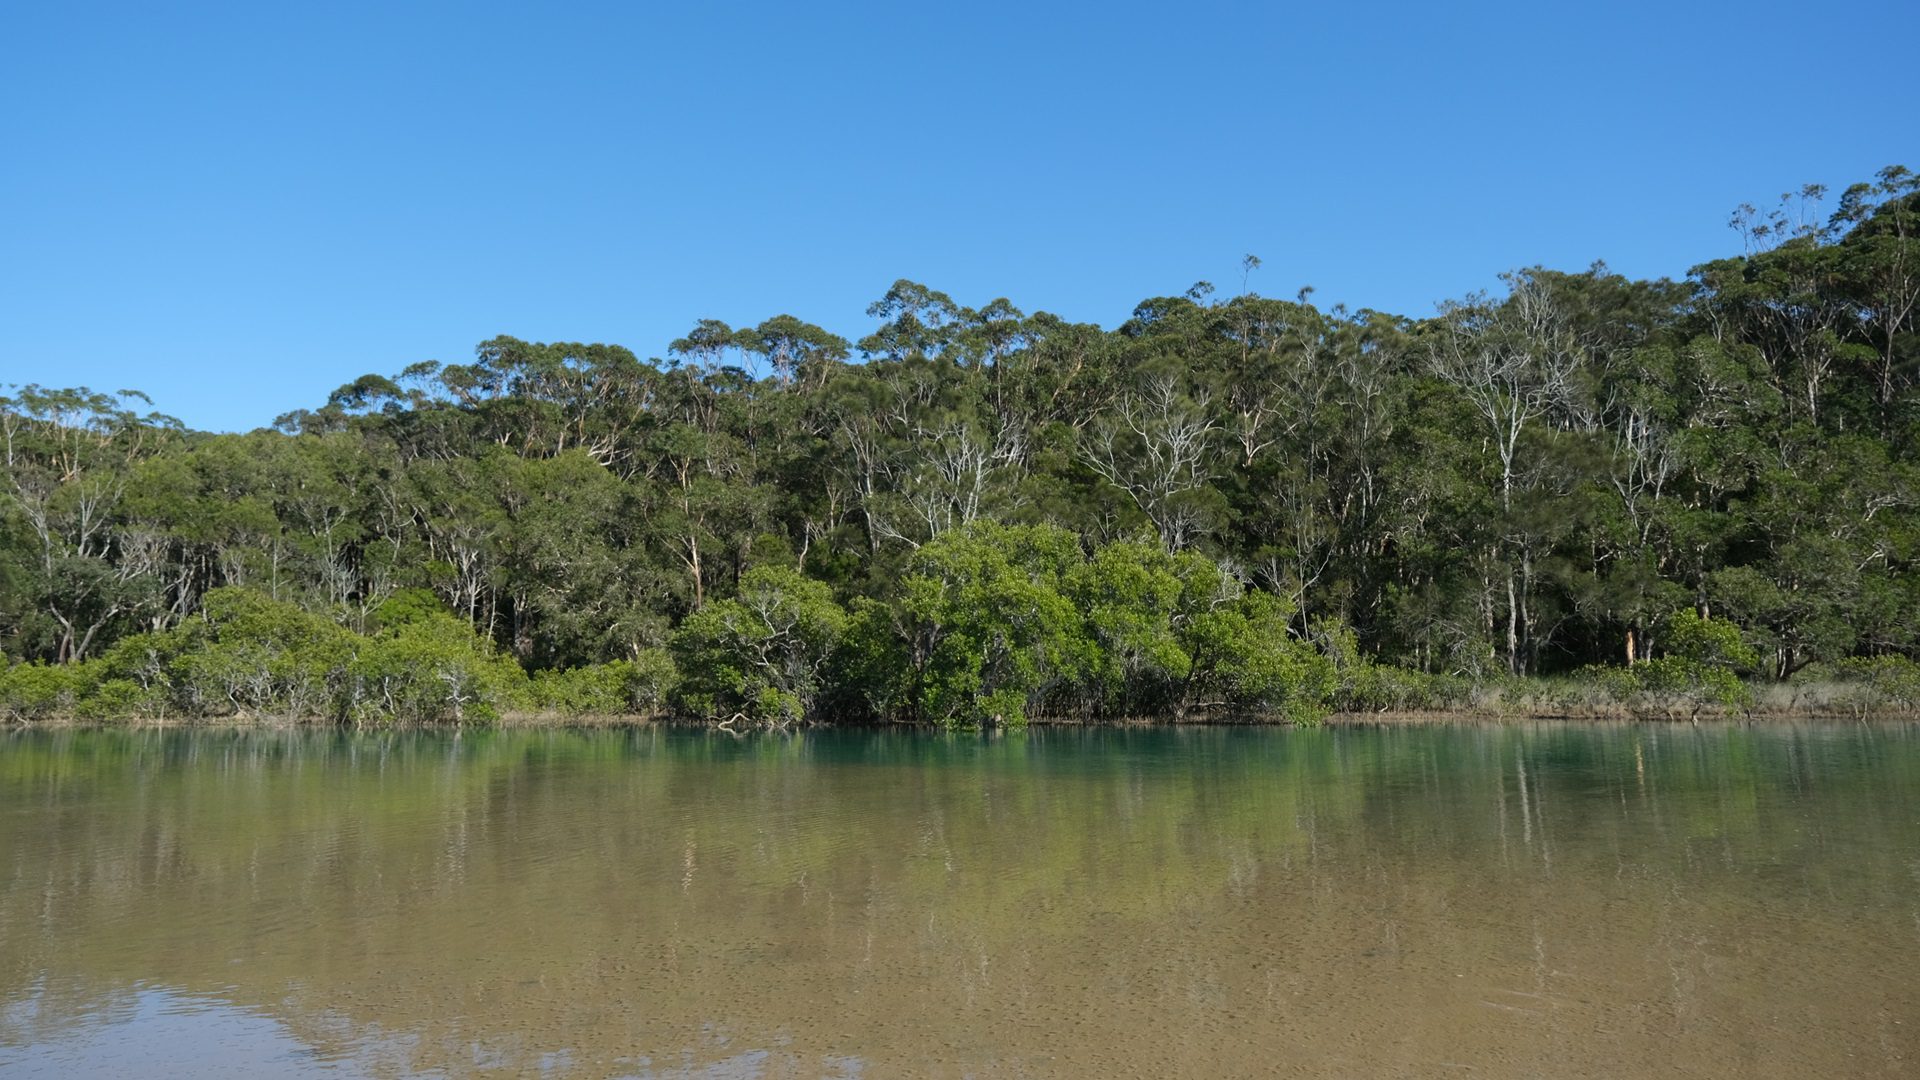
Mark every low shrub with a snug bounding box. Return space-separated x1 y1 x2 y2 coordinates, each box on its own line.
0 661 99 721
530 652 677 716
1793 656 1920 716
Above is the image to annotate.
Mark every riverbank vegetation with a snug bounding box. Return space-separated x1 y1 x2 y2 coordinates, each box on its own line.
4 167 1918 726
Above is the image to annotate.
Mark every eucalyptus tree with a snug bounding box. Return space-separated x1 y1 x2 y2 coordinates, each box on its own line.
0 386 181 661
1079 374 1223 551
737 315 848 388
1828 166 1920 416
858 280 965 364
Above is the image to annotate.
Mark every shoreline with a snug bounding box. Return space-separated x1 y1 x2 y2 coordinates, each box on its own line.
6 704 1919 732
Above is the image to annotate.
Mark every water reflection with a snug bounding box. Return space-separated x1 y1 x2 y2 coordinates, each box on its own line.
2 723 1918 1077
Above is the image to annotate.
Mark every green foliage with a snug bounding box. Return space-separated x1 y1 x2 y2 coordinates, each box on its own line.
530 653 678 716
1661 608 1761 671
175 588 360 719
885 522 1095 728
4 165 1920 723
0 661 98 721
1064 538 1196 710
1634 658 1753 716
1 589 538 725
1310 619 1472 712
839 525 1336 727
1633 609 1758 714
347 611 530 724
1183 592 1334 722
372 588 449 630
76 677 172 721
670 565 847 724
1795 656 1920 716
1563 610 1761 718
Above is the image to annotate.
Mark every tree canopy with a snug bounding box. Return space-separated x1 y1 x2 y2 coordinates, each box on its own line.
4 166 1918 724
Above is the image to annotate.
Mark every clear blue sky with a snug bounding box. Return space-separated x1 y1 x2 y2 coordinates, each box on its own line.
2 1 1912 432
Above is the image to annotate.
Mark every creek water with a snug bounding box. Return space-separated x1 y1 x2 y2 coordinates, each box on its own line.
1 723 1917 1077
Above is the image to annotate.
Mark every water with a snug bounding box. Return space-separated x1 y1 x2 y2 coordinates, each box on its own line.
1 723 1917 1078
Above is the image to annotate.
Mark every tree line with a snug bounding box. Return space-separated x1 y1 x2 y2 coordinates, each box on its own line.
3 166 1917 724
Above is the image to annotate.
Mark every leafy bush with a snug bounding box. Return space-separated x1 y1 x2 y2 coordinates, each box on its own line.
174 588 360 719
1547 665 1646 712
1062 539 1200 714
625 648 679 713
1562 610 1760 718
1662 608 1761 671
0 661 98 720
1184 592 1334 722
671 565 847 724
348 611 530 724
835 525 1342 728
1795 655 1920 716
530 665 629 715
1632 610 1758 716
1343 665 1474 713
883 523 1094 728
77 677 173 721
0 589 533 724
530 652 678 716
370 587 450 631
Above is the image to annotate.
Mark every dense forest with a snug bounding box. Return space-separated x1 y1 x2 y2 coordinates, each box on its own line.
3 167 1918 725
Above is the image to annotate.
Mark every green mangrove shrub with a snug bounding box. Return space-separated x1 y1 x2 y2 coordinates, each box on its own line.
1566 610 1762 718
346 609 531 724
670 565 847 723
839 523 1338 728
0 660 97 721
1793 655 1920 716
530 651 677 716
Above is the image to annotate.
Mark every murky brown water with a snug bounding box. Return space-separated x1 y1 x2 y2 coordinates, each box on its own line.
2 724 1917 1078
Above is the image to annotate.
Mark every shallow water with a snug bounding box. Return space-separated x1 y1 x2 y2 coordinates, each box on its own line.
1 723 1917 1078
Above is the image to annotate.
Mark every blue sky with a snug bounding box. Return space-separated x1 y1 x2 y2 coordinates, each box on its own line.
2 0 1912 432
